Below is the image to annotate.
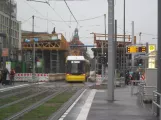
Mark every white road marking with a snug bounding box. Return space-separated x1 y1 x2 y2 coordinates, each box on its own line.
58 89 87 120
76 89 96 120
0 82 46 92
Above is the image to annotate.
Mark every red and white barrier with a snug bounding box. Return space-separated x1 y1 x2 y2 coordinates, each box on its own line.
36 73 49 82
96 74 102 85
14 73 48 82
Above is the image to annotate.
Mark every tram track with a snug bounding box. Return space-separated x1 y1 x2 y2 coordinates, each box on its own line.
0 89 48 109
0 81 86 120
5 87 71 120
0 83 35 96
0 89 30 99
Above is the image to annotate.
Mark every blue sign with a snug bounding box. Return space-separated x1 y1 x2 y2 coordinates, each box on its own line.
70 45 95 47
33 38 39 42
25 39 30 42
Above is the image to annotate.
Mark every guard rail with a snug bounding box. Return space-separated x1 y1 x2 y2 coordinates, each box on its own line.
138 83 156 104
131 80 145 95
152 91 161 117
115 77 125 87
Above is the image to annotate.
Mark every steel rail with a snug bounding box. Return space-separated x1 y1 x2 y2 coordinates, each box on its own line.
0 90 48 109
5 87 70 120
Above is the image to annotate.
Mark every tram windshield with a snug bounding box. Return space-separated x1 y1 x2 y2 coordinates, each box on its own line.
66 60 85 74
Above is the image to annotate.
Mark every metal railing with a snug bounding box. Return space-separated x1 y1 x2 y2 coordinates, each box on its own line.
131 80 145 95
115 77 125 87
152 91 161 117
138 83 156 104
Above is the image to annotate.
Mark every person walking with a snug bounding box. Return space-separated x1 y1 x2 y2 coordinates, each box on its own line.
10 68 16 85
2 68 9 85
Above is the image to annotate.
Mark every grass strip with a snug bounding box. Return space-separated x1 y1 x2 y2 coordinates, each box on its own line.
0 91 32 106
0 91 51 120
17 91 76 120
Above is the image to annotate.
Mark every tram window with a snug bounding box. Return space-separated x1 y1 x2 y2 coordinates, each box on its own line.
66 61 84 74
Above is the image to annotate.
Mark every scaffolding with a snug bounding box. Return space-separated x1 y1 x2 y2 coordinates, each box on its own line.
21 33 69 73
91 33 135 73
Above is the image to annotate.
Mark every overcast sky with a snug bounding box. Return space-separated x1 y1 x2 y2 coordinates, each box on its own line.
15 0 157 57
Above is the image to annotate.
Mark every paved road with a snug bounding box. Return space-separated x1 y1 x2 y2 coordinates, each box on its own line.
87 87 158 120
59 86 158 120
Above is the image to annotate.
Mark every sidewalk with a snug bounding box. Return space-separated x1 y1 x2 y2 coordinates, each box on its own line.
87 87 158 120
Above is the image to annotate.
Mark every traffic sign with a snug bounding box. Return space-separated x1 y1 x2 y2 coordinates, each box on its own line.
25 39 30 42
33 38 39 42
148 44 156 53
126 46 146 53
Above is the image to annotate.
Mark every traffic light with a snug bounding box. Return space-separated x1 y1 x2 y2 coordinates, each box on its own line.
138 46 146 53
142 46 146 52
127 47 130 53
93 52 97 57
0 57 3 62
138 47 142 52
100 56 106 64
139 59 143 64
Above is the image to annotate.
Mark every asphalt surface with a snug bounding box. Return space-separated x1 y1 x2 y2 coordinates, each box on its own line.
60 86 158 120
87 87 159 120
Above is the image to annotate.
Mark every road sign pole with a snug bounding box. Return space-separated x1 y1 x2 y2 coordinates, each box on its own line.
107 0 115 101
101 40 104 81
32 15 36 82
131 21 135 68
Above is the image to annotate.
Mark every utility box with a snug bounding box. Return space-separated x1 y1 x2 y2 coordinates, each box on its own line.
144 68 157 101
145 68 157 87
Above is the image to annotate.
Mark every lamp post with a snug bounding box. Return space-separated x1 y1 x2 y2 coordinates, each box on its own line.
123 0 126 79
32 15 36 82
157 0 161 117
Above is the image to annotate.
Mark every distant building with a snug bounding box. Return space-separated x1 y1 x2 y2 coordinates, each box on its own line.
68 28 87 56
0 0 21 60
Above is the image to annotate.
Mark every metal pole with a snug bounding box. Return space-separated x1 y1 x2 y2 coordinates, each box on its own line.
105 14 107 42
145 42 148 68
105 14 107 78
32 15 36 82
101 14 106 81
9 0 12 61
157 0 161 117
107 0 115 101
114 20 117 70
139 32 142 44
123 0 126 78
132 21 135 67
101 40 104 81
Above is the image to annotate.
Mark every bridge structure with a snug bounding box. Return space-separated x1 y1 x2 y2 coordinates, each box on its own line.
91 32 137 74
21 29 69 74
21 28 90 74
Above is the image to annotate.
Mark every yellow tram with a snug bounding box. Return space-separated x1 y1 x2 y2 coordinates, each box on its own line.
65 56 90 82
